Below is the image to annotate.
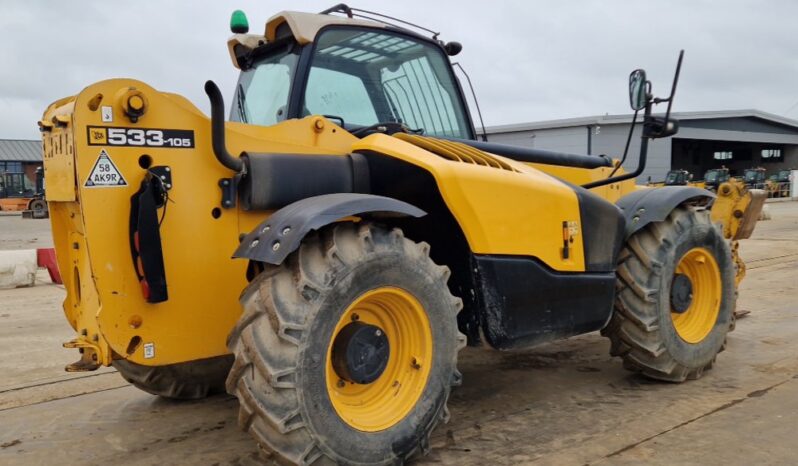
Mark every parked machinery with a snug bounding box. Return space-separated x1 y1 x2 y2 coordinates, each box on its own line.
704 167 731 192
39 6 764 465
664 169 690 185
742 167 767 190
769 169 792 198
0 170 45 213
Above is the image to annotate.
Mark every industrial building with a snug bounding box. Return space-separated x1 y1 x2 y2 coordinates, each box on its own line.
0 139 42 185
484 109 798 184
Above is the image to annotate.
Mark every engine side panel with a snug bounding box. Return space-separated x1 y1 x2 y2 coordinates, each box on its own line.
353 134 589 272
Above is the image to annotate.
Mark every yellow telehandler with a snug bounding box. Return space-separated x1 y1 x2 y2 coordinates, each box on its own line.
40 5 764 465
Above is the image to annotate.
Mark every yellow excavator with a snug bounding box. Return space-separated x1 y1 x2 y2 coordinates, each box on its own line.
40 5 764 465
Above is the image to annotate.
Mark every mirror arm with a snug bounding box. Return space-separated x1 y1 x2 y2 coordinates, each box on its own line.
583 50 683 190
662 50 684 121
582 104 651 189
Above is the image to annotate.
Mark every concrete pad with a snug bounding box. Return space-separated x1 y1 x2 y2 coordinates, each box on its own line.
0 215 53 251
594 377 798 465
0 202 796 465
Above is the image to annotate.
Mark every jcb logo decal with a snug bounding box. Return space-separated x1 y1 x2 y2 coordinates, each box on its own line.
86 126 195 148
89 127 107 144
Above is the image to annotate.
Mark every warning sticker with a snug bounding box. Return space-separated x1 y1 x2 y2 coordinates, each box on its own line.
85 149 127 187
143 343 155 359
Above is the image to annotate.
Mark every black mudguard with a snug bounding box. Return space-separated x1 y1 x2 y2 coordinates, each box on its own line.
233 193 425 264
616 186 714 238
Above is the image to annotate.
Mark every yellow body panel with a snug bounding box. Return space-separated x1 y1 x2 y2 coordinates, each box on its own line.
353 134 587 271
529 163 638 203
43 79 357 367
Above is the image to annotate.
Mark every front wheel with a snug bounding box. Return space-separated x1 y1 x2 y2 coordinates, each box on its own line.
602 205 736 382
226 222 465 465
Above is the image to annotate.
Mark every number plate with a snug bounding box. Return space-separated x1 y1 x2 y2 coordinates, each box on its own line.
87 126 195 148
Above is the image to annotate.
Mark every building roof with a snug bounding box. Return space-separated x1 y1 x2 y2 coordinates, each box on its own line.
485 109 798 135
0 139 41 162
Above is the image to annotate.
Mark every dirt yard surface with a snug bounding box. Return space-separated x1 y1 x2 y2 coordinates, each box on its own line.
0 213 53 250
1 203 797 465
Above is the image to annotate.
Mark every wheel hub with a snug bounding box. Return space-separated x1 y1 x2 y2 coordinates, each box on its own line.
670 273 693 313
331 322 390 384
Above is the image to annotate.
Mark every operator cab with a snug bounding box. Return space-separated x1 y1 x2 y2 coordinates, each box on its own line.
664 169 690 186
743 168 766 187
0 172 35 199
229 10 476 140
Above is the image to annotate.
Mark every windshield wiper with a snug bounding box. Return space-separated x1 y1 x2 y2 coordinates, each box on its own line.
236 83 249 123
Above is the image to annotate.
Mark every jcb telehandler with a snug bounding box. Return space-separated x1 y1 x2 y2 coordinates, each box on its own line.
704 167 731 192
40 6 764 465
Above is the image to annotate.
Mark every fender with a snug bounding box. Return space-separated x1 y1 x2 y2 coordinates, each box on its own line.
233 193 426 264
617 186 715 238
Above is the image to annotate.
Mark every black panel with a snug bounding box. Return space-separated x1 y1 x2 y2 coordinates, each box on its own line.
239 153 367 211
616 186 714 238
572 185 625 272
360 152 481 344
234 193 425 264
449 138 614 169
473 255 615 350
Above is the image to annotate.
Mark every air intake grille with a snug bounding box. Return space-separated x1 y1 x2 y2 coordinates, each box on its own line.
394 133 519 172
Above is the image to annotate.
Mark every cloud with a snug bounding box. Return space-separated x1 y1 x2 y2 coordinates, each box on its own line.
2 0 797 139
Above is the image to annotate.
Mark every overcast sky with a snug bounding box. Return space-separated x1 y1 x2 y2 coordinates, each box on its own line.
2 0 797 139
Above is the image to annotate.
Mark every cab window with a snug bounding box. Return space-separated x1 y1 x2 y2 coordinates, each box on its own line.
303 27 472 139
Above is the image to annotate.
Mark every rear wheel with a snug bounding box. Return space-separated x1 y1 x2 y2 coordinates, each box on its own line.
226 222 465 465
113 355 232 399
29 199 46 213
602 205 735 381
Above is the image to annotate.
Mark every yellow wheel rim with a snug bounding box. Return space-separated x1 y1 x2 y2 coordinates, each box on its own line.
670 247 722 343
326 287 433 432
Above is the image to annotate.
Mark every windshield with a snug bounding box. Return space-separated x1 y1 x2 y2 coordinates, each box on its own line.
705 171 718 182
302 27 472 139
232 44 299 126
665 172 682 184
744 171 759 182
778 170 791 182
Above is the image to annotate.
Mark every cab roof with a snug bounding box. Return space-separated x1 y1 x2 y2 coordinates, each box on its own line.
227 10 386 69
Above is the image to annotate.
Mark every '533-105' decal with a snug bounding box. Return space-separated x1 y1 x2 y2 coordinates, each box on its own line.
87 126 195 148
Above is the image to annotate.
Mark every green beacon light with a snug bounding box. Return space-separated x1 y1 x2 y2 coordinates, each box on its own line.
230 10 249 34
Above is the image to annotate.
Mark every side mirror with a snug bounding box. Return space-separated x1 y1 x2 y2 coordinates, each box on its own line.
629 69 648 111
444 41 463 56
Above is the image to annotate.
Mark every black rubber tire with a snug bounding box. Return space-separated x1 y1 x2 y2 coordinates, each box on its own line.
226 222 465 466
113 355 233 400
29 199 46 213
602 205 736 382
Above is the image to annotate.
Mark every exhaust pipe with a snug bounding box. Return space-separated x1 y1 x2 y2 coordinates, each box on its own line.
204 80 245 173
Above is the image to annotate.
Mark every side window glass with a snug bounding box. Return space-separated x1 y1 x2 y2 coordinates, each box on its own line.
241 58 294 126
381 54 464 138
304 68 377 125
